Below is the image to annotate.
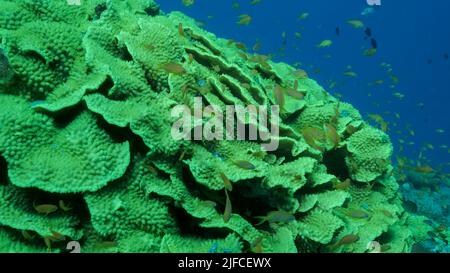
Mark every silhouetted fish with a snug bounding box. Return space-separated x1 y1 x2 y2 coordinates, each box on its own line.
444 53 449 60
370 38 378 49
364 27 372 37
427 59 433 64
403 200 418 213
335 27 340 36
0 48 13 82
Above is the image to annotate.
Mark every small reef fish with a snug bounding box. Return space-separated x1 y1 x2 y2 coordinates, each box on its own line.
380 209 394 218
347 19 364 29
49 231 66 241
370 38 378 49
346 124 359 135
334 178 351 190
181 0 194 7
292 69 308 79
335 27 341 37
223 189 232 223
286 81 306 100
329 234 360 250
159 62 186 74
298 12 309 20
255 210 295 225
237 14 252 26
317 40 333 48
364 27 372 37
59 200 73 212
34 203 58 215
343 71 357 77
414 165 434 174
361 7 376 16
21 230 35 240
274 84 286 110
345 209 370 219
251 237 264 253
233 160 256 170
220 172 233 192
0 48 13 83
301 127 325 152
324 124 340 148
252 40 262 51
393 92 405 99
178 23 185 37
209 242 219 253
363 48 377 57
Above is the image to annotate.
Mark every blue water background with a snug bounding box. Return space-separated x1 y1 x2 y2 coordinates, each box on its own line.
159 0 450 171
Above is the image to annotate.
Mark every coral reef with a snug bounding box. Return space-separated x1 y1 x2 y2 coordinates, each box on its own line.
398 170 450 252
0 0 424 253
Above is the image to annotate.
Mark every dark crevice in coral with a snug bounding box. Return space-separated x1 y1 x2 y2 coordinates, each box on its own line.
44 101 85 123
0 155 9 185
170 203 229 238
253 65 282 84
95 75 114 96
248 86 265 105
322 147 350 180
144 4 161 16
187 31 222 56
95 114 149 154
231 180 292 226
117 43 133 62
22 50 47 65
181 164 222 203
185 48 251 85
219 76 249 104
94 3 107 20
144 71 159 92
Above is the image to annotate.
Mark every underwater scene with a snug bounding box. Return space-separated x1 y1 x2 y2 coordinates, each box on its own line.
0 0 449 254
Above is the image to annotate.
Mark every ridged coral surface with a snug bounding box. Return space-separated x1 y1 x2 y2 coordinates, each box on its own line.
0 0 423 253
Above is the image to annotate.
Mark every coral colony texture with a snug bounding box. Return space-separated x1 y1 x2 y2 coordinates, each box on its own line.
0 0 437 253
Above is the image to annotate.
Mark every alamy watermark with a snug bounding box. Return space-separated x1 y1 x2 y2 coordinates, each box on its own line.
171 97 280 152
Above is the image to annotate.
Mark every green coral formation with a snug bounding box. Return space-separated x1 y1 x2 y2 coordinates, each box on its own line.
0 0 426 253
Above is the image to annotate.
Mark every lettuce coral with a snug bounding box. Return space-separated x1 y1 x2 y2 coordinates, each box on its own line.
0 0 422 253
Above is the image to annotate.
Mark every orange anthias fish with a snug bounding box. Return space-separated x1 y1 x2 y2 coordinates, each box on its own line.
159 62 186 74
255 210 295 225
237 14 252 26
329 234 359 250
345 209 370 219
414 165 434 174
301 127 326 152
178 22 185 37
286 80 306 100
334 178 351 190
34 203 58 215
324 123 340 148
182 0 194 7
233 160 256 170
250 237 264 253
292 69 308 79
58 200 73 212
223 189 232 223
274 84 285 110
220 172 233 192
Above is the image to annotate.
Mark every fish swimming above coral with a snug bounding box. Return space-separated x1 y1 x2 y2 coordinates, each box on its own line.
0 0 440 255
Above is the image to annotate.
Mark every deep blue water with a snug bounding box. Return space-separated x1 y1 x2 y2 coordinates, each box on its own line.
159 0 450 172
